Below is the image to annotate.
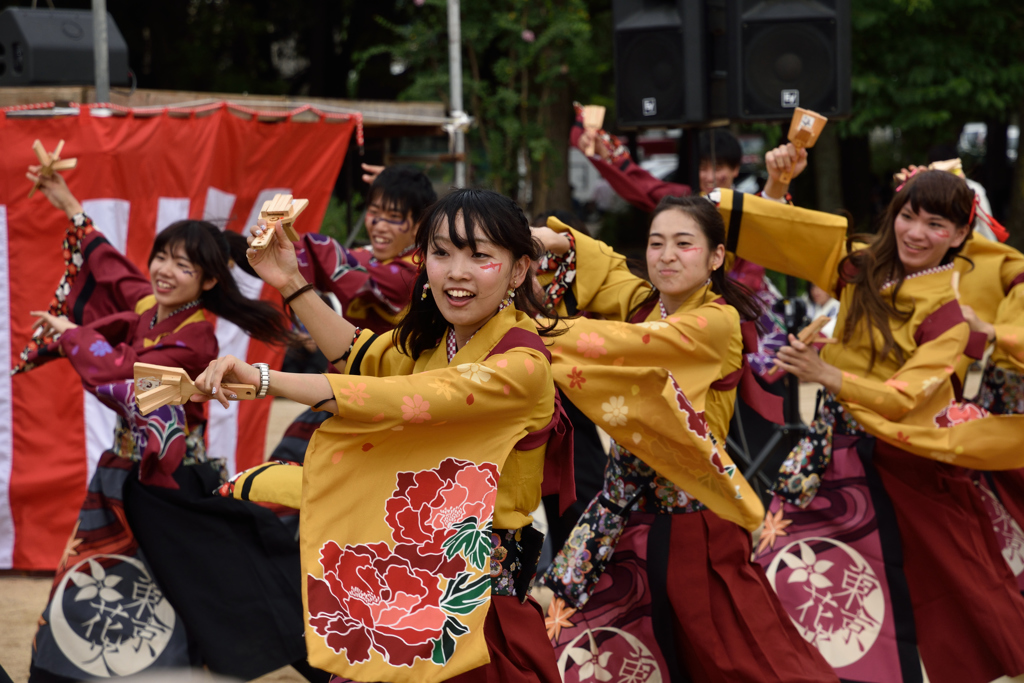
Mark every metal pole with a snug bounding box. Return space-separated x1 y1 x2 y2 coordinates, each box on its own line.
447 0 466 187
92 0 110 103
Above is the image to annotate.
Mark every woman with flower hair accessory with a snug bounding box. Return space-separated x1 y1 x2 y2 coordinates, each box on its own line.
23 171 311 683
709 169 1024 682
532 196 838 683
199 188 571 683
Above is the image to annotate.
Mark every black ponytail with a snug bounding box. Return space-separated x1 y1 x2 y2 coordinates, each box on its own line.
150 221 293 346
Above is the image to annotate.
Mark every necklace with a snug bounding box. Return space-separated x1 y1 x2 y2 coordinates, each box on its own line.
880 262 954 292
151 299 201 329
657 279 710 319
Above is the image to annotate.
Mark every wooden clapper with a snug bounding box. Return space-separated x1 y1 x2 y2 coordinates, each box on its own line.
134 363 256 415
28 139 78 198
581 104 606 157
249 193 310 249
781 108 828 184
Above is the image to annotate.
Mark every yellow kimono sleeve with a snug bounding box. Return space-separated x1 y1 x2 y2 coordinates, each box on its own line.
991 283 1024 372
328 347 552 434
343 328 415 377
837 323 969 421
549 303 739 411
548 311 762 531
565 228 652 322
713 188 849 294
224 461 303 509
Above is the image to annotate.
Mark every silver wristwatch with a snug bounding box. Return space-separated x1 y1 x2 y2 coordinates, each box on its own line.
253 363 271 399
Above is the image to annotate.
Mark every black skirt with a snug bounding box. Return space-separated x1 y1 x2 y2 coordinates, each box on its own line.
122 461 308 680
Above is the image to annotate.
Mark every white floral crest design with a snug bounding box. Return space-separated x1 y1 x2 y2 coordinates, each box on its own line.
780 541 834 588
566 630 613 681
69 558 124 602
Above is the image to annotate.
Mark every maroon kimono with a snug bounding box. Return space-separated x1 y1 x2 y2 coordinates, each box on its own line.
295 232 417 333
58 299 217 432
30 218 311 682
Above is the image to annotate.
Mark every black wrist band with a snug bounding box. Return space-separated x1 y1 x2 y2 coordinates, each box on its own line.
283 284 315 306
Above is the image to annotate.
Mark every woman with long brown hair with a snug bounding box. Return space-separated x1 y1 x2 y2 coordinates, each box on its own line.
717 170 1024 682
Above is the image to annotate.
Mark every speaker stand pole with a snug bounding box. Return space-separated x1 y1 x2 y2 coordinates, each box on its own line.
679 128 700 195
735 275 809 504
92 0 110 103
447 0 466 188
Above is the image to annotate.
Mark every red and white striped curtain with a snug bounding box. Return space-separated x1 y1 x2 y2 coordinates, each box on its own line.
0 103 356 570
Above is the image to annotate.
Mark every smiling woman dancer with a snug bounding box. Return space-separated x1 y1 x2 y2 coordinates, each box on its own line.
294 165 436 333
531 196 837 683
715 170 1024 683
197 188 568 683
22 171 311 683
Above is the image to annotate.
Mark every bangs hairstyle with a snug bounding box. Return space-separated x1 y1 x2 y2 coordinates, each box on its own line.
367 165 438 228
627 195 765 330
394 188 560 359
150 221 293 346
699 129 742 168
840 170 975 368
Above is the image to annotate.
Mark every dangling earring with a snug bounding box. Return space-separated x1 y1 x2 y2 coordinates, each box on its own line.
499 284 516 311
421 282 431 300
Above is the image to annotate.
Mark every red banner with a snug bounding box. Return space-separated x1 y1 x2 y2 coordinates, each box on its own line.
0 104 354 569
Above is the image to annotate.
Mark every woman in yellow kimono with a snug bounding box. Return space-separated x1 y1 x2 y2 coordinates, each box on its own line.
192 188 566 683
532 196 837 683
730 170 1024 683
958 233 1024 594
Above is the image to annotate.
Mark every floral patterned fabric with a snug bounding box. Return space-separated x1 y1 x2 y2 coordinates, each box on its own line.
544 442 707 608
301 306 557 683
307 458 499 673
536 231 577 312
489 526 544 601
977 363 1024 415
12 213 95 374
31 382 203 679
748 287 790 379
774 390 864 507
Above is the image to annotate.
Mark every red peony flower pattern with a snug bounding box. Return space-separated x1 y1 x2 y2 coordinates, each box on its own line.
307 540 446 667
307 457 501 668
934 400 990 427
385 458 499 577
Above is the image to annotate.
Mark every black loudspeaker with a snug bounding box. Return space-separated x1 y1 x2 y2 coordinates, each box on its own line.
613 0 712 128
0 8 129 86
728 0 850 120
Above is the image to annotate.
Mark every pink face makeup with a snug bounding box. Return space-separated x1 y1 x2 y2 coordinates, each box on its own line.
480 262 502 272
935 229 950 239
680 247 703 253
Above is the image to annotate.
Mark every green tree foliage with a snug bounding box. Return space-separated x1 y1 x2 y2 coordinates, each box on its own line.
846 0 1024 159
356 0 612 208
